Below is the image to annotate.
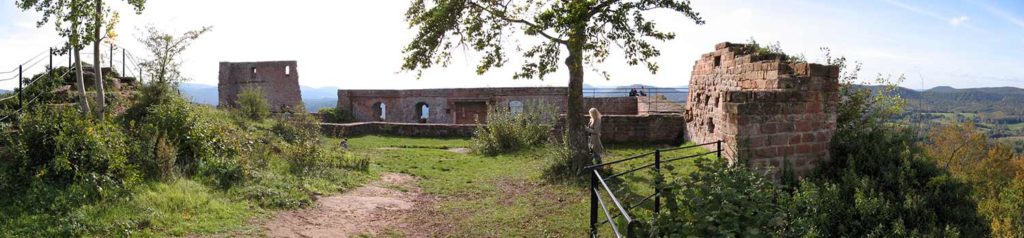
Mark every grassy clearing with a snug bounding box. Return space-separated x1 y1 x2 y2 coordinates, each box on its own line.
1 134 706 237
325 135 711 236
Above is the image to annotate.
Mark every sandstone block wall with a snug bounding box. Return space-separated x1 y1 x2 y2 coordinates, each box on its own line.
338 87 569 124
320 122 477 138
598 114 685 144
583 97 639 115
685 42 839 176
553 114 686 145
218 61 303 112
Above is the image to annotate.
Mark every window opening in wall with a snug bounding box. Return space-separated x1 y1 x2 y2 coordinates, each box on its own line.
708 118 715 134
509 100 524 116
373 102 387 121
714 56 721 67
285 66 291 76
415 102 430 123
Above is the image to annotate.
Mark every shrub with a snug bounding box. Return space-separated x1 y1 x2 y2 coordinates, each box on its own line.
272 113 321 144
472 100 556 155
646 159 801 236
0 107 136 200
236 86 270 121
318 107 353 123
123 81 178 123
795 54 988 236
126 95 242 178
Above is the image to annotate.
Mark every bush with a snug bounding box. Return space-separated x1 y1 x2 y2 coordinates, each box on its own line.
236 86 270 121
318 107 353 123
125 95 242 180
0 107 136 201
123 81 178 123
646 159 801 237
472 101 556 156
272 113 321 144
795 54 988 236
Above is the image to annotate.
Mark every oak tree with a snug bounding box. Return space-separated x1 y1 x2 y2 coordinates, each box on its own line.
401 0 704 173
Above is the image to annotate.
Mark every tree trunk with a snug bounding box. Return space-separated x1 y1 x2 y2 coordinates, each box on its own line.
92 0 106 116
74 48 91 114
566 19 591 174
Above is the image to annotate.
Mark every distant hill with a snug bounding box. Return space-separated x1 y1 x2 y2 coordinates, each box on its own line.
583 84 688 102
0 89 10 94
856 85 1024 114
178 83 219 105
300 86 339 112
177 83 338 112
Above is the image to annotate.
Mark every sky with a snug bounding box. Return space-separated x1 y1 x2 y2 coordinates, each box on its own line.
1 0 1023 90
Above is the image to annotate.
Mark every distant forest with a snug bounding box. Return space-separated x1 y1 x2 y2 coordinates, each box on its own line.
861 85 1024 152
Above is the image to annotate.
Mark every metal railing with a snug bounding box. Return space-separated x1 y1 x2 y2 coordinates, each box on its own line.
583 88 688 114
587 140 722 237
1 44 145 124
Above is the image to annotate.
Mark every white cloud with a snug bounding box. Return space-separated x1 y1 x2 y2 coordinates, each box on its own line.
948 16 969 26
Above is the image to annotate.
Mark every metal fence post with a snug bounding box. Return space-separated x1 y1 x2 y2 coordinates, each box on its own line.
122 48 126 76
18 65 23 109
109 44 114 70
590 169 598 237
48 48 53 84
654 149 661 215
716 140 722 159
627 220 638 238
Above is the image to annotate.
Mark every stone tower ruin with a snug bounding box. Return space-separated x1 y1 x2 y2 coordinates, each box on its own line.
218 61 303 112
685 42 840 176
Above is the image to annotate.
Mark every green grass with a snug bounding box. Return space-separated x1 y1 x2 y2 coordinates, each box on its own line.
325 135 712 236
0 134 708 237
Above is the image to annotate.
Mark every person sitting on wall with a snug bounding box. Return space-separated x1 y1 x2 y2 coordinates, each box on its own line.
639 86 648 96
586 108 605 164
629 88 638 97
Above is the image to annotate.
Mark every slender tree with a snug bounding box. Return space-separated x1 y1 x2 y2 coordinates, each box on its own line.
401 0 704 173
137 26 212 84
92 0 104 115
15 0 144 114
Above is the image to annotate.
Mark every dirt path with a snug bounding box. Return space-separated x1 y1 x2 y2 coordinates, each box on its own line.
264 173 422 238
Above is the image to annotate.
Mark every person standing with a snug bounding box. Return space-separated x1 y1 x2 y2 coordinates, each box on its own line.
586 108 605 164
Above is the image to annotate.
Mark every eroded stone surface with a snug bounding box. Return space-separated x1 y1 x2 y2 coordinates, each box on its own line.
218 61 303 112
685 42 839 177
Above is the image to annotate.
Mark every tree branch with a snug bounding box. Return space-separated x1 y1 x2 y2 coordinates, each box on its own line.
467 1 568 45
588 0 619 16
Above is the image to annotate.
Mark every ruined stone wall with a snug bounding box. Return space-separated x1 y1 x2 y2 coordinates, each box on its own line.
685 42 839 176
583 97 638 115
338 87 572 124
598 114 685 144
320 122 477 138
218 61 303 112
553 114 686 145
